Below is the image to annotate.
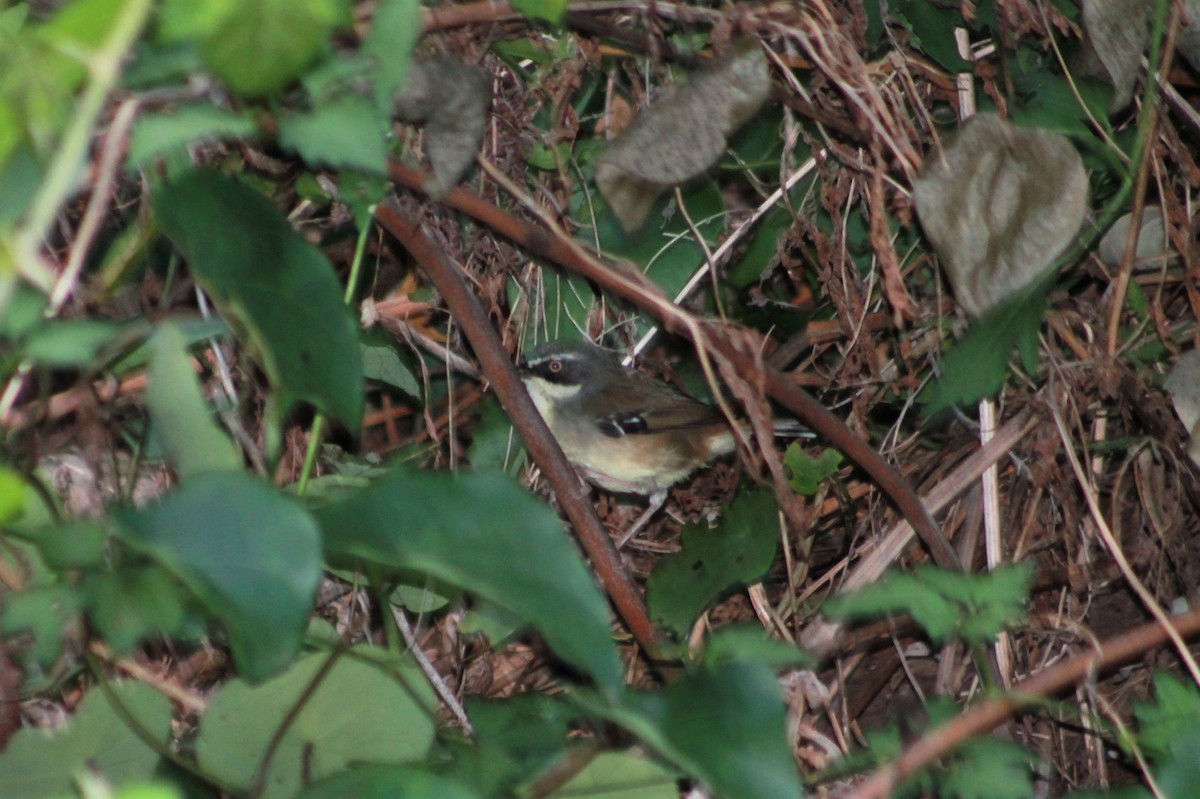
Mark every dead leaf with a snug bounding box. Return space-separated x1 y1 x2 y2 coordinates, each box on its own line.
1097 206 1172 270
1081 0 1151 112
394 56 491 198
1165 350 1200 468
913 114 1088 317
596 38 770 231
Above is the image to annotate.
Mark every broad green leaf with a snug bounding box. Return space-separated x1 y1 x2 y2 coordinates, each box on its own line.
547 752 678 799
783 445 843 496
511 0 569 25
0 583 79 667
197 647 437 799
315 469 623 694
278 95 388 174
891 0 969 71
297 766 482 799
362 0 422 110
604 662 804 799
824 563 1032 647
83 566 191 653
160 0 350 96
647 489 780 637
701 625 813 670
128 104 256 169
360 338 420 399
443 694 575 796
920 270 1054 415
0 681 171 799
145 323 241 478
154 169 363 433
115 472 323 681
23 320 129 367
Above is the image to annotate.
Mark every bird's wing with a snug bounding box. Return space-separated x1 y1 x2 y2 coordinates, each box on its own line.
591 378 724 438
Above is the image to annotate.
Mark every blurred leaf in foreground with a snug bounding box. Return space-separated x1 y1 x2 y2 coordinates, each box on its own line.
315 469 623 694
155 169 364 436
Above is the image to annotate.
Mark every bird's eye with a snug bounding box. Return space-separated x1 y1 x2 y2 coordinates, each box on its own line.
548 360 563 373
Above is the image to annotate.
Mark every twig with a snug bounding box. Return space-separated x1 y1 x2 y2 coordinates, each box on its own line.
392 606 474 735
838 607 1200 799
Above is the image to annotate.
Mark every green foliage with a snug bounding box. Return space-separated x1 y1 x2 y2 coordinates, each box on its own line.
145 323 242 478
158 0 350 96
511 0 569 26
0 681 171 799
315 469 624 694
605 661 806 799
116 472 324 682
824 562 1032 647
196 647 436 799
647 489 781 637
783 444 842 496
920 270 1055 416
296 766 482 799
154 169 364 435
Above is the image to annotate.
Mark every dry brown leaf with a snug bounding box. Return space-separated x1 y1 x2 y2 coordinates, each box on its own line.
913 114 1088 317
1165 350 1200 467
595 38 770 231
1177 0 1200 72
1097 206 1172 270
1081 0 1151 112
394 55 491 198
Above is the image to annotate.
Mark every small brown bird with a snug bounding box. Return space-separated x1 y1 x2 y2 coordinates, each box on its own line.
518 339 796 543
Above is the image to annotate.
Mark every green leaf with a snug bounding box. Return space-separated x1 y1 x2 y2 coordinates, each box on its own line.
154 169 364 433
891 0 969 71
315 469 623 694
197 647 437 799
362 0 422 110
83 566 192 653
466 396 526 476
160 0 351 96
618 662 804 799
0 583 79 667
783 445 842 496
278 95 388 174
1133 673 1200 763
511 0 569 25
548 752 678 798
934 737 1035 799
823 562 1032 647
443 694 575 796
145 323 242 478
647 489 780 637
920 271 1054 416
360 338 420 399
0 466 27 525
128 104 256 169
297 766 482 799
115 472 324 682
0 681 171 799
701 625 813 670
23 320 129 367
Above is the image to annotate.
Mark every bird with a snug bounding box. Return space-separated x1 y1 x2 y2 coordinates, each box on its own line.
517 339 795 545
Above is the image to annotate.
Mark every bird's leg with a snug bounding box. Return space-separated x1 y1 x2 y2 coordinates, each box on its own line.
615 490 667 548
